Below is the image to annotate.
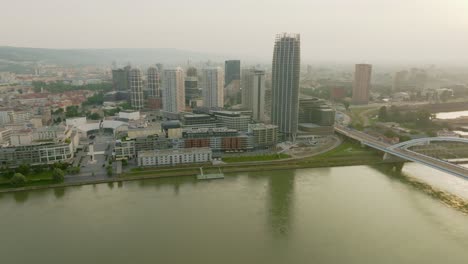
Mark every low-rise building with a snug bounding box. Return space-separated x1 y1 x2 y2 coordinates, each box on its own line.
212 111 251 131
0 142 74 167
248 123 278 148
137 147 212 167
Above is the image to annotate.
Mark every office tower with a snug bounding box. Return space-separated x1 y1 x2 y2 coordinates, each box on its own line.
202 67 224 108
224 60 241 105
352 64 372 104
224 60 240 87
111 66 130 91
129 68 144 110
185 67 200 107
242 69 266 122
162 67 185 113
271 33 301 140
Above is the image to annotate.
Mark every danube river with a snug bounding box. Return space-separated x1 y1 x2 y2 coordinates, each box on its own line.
1 166 468 264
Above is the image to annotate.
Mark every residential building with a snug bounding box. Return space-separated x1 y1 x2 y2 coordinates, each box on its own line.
129 68 144 110
162 68 185 114
242 69 266 122
352 64 372 104
271 33 301 140
202 67 224 108
248 123 278 148
147 66 161 98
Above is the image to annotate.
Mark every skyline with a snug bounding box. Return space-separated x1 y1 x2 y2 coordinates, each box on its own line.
1 0 468 64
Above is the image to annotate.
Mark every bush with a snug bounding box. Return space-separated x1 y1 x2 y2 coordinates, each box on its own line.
52 168 65 182
10 173 27 187
17 164 30 175
106 165 113 177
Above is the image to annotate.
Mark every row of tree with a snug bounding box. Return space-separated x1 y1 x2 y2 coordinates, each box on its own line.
378 106 433 126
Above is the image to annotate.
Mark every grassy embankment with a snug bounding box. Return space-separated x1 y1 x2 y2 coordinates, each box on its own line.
122 140 384 179
0 171 55 190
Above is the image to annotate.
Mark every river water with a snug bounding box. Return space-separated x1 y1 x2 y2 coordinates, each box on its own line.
1 166 468 264
435 110 468 119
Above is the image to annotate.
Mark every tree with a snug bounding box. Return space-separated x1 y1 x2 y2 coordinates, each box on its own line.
10 173 27 187
17 164 30 175
106 165 113 177
342 101 350 111
52 168 65 182
378 106 388 121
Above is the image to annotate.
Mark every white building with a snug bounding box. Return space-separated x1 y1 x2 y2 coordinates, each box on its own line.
162 67 185 114
212 111 251 132
138 147 212 167
118 110 140 121
202 67 224 108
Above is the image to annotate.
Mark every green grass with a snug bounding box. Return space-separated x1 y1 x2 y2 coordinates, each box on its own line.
222 153 290 163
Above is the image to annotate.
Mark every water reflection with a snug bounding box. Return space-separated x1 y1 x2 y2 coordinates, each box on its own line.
13 191 29 203
53 187 66 199
267 170 295 237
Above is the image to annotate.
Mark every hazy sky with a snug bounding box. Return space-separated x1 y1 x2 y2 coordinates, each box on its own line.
2 0 468 63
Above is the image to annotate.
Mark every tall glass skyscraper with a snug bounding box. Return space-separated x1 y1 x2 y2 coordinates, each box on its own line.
224 60 240 88
129 68 144 110
271 33 301 140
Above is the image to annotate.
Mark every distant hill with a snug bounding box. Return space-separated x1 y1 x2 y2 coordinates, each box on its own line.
0 46 231 66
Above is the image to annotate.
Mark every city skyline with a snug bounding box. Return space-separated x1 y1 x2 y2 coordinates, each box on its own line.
1 0 468 64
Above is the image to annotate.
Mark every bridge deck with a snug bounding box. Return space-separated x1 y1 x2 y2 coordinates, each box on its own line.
335 126 468 180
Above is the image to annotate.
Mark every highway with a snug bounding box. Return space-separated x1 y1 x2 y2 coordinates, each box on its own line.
335 125 468 180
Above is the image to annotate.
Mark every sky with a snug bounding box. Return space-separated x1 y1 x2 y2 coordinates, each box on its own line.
1 0 468 63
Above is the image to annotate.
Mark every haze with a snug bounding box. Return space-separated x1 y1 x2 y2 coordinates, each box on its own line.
2 0 468 63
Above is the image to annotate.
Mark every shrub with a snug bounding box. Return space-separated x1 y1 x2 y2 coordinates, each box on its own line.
10 173 27 187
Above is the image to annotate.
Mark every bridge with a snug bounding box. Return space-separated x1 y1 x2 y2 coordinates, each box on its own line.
334 125 468 180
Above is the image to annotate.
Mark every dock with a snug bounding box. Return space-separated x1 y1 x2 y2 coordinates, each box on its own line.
197 167 225 180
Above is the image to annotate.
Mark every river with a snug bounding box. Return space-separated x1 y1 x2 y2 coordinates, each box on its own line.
1 165 468 264
435 110 468 119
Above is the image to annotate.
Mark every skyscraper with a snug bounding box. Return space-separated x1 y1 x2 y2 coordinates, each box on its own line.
224 60 240 87
242 69 266 122
271 33 301 140
352 64 372 104
129 68 144 110
147 66 161 98
111 66 130 91
162 67 185 113
224 60 241 105
185 67 200 107
202 67 224 109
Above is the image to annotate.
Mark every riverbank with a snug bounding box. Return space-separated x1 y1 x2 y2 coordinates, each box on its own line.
0 140 383 193
375 165 468 215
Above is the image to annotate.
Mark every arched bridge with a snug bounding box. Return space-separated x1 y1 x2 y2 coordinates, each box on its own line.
388 137 468 150
335 126 468 180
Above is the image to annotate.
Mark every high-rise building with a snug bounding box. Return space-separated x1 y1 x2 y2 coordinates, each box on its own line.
111 66 130 91
147 66 161 98
224 60 240 88
352 64 372 104
242 69 266 122
271 33 301 140
162 68 185 114
129 68 144 110
202 67 224 108
224 60 241 106
185 67 200 107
